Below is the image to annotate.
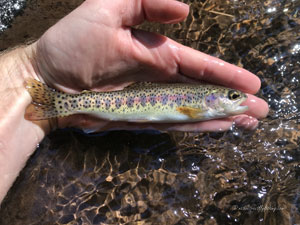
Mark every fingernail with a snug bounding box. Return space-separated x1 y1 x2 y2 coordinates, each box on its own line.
173 1 189 11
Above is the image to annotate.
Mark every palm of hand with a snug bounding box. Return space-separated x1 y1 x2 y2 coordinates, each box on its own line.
36 0 185 92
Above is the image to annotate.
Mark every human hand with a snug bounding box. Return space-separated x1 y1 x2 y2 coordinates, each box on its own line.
0 0 270 204
32 0 268 132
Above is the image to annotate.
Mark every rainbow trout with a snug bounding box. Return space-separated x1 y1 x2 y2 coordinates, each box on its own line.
25 79 248 122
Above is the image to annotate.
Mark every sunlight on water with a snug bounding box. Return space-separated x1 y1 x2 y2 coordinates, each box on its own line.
0 0 25 32
1 0 300 224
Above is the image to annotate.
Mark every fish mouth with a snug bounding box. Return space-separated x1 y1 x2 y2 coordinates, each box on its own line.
225 96 249 115
232 105 249 114
225 105 248 115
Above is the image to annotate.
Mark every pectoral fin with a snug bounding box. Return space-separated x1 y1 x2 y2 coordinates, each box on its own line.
81 90 92 94
176 106 205 119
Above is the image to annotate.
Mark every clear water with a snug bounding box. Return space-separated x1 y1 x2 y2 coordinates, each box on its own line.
1 0 300 224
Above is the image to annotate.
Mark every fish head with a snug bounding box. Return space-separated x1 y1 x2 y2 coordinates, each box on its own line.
204 88 248 116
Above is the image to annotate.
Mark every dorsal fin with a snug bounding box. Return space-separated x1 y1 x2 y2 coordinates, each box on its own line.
124 82 158 89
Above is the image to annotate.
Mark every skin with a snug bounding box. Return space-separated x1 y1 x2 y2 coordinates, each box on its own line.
0 0 269 204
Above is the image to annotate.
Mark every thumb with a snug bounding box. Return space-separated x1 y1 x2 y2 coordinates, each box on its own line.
122 0 189 26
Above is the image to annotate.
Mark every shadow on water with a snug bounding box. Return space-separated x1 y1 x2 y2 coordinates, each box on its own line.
1 0 300 224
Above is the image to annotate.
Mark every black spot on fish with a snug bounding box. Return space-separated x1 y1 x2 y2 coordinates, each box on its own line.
95 98 101 107
175 95 182 106
187 94 193 103
64 102 69 110
105 99 111 110
161 95 168 105
115 98 122 109
140 95 147 107
126 96 134 108
149 95 156 106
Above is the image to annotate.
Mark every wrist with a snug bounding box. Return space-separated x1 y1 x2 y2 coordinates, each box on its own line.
0 44 51 133
0 44 53 203
1 44 37 87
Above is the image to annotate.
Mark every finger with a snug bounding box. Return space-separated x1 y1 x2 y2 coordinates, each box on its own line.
60 114 258 133
161 119 234 132
66 118 234 133
131 30 261 94
123 0 189 26
233 115 259 130
242 94 269 119
164 116 259 132
177 45 261 94
142 0 189 24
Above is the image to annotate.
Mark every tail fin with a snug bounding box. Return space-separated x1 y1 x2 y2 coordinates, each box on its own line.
25 79 58 120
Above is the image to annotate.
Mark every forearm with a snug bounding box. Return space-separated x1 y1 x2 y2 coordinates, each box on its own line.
0 45 48 204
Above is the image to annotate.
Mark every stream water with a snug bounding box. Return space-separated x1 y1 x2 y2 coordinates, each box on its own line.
0 0 300 224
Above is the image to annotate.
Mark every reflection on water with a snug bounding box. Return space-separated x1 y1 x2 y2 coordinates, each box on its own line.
1 0 300 224
0 0 25 32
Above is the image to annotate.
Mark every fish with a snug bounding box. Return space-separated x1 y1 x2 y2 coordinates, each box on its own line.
25 79 248 122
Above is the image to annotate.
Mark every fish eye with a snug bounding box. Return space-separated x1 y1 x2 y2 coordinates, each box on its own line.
228 90 241 100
